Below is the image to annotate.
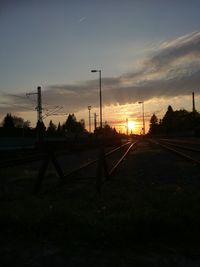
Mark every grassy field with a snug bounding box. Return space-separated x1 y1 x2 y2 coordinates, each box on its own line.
1 141 200 266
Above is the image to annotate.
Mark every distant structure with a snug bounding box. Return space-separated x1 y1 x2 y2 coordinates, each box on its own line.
192 92 196 112
26 86 44 142
126 118 128 136
37 86 42 122
88 105 92 132
94 113 98 131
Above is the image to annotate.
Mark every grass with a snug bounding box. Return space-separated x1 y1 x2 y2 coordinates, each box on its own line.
1 178 200 249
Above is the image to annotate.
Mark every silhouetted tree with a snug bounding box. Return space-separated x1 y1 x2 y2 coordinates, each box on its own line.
23 120 31 129
57 122 61 132
150 113 158 125
1 113 32 137
63 114 85 134
56 122 64 136
2 113 30 129
14 117 30 128
94 124 118 137
47 120 57 136
2 113 15 129
148 105 200 136
162 105 175 133
149 113 159 135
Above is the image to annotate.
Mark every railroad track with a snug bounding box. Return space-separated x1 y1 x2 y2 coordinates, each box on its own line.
149 138 200 165
0 140 138 194
64 141 136 177
60 141 137 194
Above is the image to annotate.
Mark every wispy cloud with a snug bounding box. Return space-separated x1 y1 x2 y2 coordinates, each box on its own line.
79 16 87 23
1 31 200 115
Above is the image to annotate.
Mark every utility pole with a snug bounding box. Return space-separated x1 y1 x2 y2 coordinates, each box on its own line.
138 101 145 135
27 86 44 142
192 92 196 113
88 106 92 133
37 86 42 122
91 70 102 129
94 113 98 131
27 86 43 122
126 118 128 136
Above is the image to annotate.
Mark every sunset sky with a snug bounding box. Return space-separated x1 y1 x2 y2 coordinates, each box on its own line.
1 0 200 134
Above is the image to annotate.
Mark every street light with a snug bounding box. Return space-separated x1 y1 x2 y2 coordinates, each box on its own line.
91 69 102 129
94 112 98 131
138 101 145 135
88 105 92 133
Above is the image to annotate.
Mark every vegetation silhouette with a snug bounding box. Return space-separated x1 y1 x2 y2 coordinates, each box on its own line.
0 113 86 138
149 105 200 136
0 113 122 149
1 113 31 137
62 113 85 134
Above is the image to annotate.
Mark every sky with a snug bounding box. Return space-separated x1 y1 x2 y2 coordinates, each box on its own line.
1 0 200 134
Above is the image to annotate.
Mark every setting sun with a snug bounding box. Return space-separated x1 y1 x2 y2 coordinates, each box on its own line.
128 121 136 131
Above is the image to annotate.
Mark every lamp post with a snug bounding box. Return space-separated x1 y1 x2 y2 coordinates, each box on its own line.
91 70 102 129
138 101 145 135
88 105 92 133
94 112 98 131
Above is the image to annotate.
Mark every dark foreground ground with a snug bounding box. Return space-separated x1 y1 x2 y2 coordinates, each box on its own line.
1 140 200 266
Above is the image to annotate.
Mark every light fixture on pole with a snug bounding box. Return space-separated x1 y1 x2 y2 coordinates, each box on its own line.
138 101 145 135
88 105 92 133
91 69 102 129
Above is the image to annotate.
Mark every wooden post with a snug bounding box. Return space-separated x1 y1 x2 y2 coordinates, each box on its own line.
51 153 65 180
34 156 50 195
34 150 65 195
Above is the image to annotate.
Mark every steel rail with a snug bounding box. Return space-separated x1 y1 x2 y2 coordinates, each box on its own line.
157 140 200 153
108 142 137 176
64 141 133 177
0 141 133 170
159 138 200 145
105 141 132 157
149 139 200 165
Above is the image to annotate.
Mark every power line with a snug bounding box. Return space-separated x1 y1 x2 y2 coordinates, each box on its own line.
42 106 64 119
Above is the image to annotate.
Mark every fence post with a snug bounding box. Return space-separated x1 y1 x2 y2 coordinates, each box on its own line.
34 155 50 195
51 153 65 180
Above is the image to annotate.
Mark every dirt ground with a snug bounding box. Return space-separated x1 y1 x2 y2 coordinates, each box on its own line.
1 140 200 266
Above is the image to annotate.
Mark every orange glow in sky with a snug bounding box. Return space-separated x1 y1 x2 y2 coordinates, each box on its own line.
127 121 136 131
0 3 200 135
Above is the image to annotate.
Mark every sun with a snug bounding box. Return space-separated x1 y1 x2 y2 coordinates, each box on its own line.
128 121 136 131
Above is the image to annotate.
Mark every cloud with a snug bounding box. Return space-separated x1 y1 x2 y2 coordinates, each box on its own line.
1 31 200 115
79 16 87 23
0 92 36 115
145 31 200 71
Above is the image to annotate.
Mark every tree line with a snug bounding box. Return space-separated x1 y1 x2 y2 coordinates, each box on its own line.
149 105 200 136
0 113 119 139
0 113 86 137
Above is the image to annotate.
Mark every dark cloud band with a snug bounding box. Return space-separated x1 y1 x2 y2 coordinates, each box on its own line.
1 31 200 114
